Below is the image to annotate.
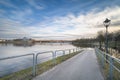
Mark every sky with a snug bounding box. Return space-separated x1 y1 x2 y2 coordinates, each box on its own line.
0 0 120 40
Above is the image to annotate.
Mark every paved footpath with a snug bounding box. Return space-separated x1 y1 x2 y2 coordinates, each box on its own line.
33 49 104 80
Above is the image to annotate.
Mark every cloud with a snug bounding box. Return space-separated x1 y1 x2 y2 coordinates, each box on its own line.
0 18 30 38
48 6 120 34
112 20 120 26
0 0 18 9
0 5 120 40
26 0 44 10
0 9 6 17
9 7 34 25
0 0 35 25
39 6 120 39
0 9 6 14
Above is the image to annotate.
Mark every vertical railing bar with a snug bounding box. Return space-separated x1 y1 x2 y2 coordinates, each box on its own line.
63 50 65 55
33 54 36 76
52 51 56 65
35 51 55 75
35 53 38 76
69 49 71 54
109 57 113 80
101 52 105 68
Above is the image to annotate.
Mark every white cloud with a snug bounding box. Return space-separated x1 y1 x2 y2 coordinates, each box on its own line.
9 7 34 25
45 6 120 36
0 18 30 38
0 6 120 40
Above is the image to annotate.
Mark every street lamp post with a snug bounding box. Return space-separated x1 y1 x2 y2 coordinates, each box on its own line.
103 18 111 55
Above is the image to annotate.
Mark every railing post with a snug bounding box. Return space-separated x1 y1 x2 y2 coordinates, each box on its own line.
63 50 65 55
76 48 77 52
77 48 79 51
109 57 113 80
101 52 104 68
99 50 102 66
35 54 38 76
33 54 36 76
52 52 56 65
79 47 80 51
69 49 71 54
73 49 74 53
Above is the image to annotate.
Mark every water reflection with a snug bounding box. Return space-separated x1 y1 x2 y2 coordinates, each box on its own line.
13 42 35 47
0 42 70 47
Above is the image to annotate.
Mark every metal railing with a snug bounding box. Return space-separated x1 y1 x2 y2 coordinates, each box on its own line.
35 48 81 75
35 51 54 75
0 53 35 80
0 47 81 80
95 48 120 80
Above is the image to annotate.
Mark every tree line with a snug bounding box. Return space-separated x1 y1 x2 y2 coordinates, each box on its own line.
72 30 120 52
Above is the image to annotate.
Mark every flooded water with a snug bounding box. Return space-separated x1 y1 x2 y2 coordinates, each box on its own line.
0 43 76 58
0 43 76 77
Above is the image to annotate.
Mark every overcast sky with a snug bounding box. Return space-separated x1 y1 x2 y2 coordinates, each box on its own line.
0 0 120 40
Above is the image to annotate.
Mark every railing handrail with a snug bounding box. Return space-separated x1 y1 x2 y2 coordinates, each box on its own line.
36 51 54 56
0 53 34 61
0 48 80 61
95 48 120 73
55 48 76 52
95 48 120 62
0 47 81 78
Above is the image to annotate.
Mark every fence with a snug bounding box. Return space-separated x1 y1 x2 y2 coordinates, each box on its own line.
35 51 54 75
35 48 81 75
95 48 120 80
0 53 35 80
0 47 81 80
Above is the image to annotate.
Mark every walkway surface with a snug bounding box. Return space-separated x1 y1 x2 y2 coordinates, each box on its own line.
33 49 104 80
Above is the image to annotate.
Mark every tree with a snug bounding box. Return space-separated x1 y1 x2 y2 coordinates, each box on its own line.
113 30 120 52
97 31 105 49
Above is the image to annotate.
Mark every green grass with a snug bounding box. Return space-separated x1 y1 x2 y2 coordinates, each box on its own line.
0 50 83 80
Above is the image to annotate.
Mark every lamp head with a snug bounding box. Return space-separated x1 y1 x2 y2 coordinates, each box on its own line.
103 18 111 28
